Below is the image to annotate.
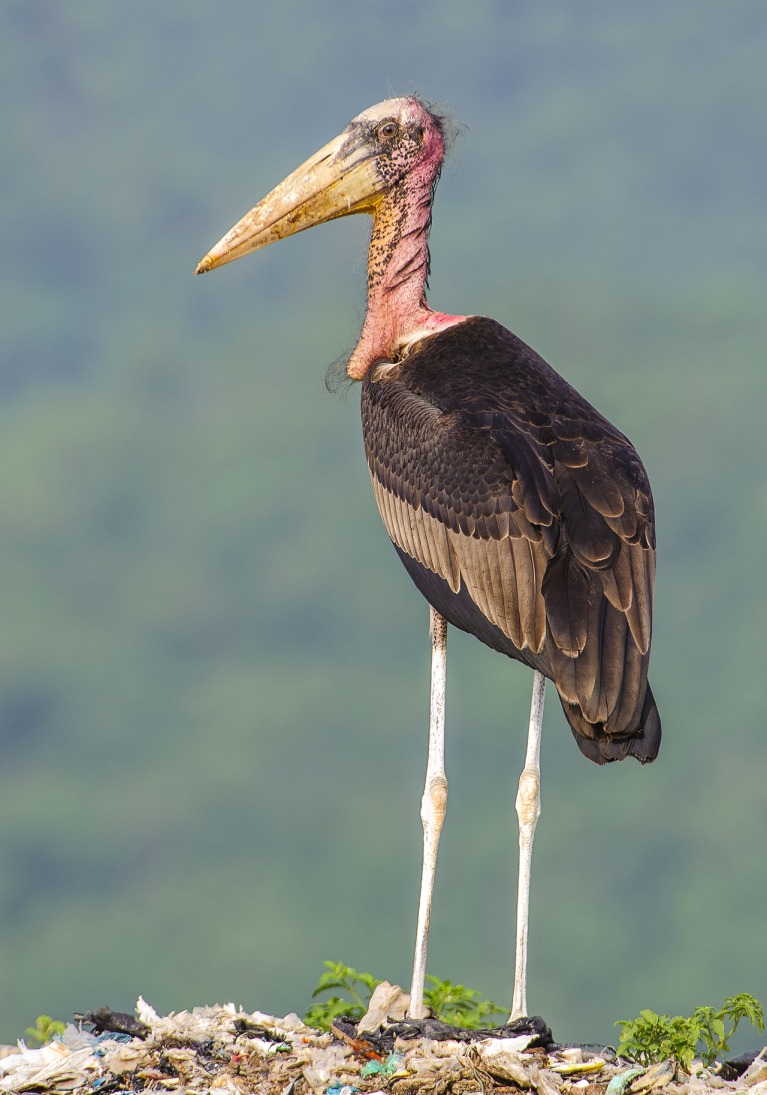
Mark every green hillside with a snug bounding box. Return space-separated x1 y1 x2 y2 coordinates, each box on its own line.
0 0 765 1049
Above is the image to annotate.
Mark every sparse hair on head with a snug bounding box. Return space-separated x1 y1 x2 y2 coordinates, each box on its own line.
424 100 461 157
405 92 463 158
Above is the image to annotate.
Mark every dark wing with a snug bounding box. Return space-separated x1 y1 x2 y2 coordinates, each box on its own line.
364 375 551 656
361 318 660 764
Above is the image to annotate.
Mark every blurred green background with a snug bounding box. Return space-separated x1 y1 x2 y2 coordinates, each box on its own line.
1 0 766 1050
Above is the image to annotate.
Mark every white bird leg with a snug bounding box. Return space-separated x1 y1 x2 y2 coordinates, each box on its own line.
510 669 546 1021
408 606 448 1020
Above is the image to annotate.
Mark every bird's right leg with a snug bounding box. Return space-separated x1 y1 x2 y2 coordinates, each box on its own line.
408 606 448 1020
510 670 545 1021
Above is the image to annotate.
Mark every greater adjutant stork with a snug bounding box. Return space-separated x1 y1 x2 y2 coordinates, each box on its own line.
196 96 661 1023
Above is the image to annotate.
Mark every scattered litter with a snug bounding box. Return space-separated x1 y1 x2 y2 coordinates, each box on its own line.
0 995 764 1094
357 981 410 1033
0 1038 99 1092
550 1054 606 1074
630 1058 677 1091
606 1066 646 1094
740 1048 767 1086
359 1050 405 1077
477 1031 538 1054
469 1040 532 1086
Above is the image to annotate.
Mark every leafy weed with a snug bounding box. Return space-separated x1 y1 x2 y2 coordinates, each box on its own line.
25 1015 66 1046
616 993 764 1070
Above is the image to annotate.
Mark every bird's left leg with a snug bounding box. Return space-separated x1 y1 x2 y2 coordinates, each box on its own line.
408 606 448 1019
509 670 546 1021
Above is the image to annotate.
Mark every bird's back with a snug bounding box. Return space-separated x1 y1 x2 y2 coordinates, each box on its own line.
361 316 661 765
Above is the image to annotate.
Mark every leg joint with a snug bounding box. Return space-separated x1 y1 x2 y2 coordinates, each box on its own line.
515 767 540 829
421 774 448 825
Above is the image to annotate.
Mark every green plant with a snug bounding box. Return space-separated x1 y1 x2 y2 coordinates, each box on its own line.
424 975 506 1029
304 961 507 1032
304 961 382 1030
25 1015 66 1046
616 994 764 1070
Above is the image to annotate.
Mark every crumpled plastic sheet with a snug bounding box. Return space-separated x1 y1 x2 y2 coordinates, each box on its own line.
0 1028 100 1092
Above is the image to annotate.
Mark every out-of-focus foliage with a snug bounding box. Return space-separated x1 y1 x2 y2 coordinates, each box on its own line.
24 1015 66 1047
1 0 766 1051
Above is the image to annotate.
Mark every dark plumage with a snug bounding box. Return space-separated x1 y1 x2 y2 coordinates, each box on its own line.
363 316 660 764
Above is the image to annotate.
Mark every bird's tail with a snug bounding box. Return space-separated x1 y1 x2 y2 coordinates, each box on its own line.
564 683 661 766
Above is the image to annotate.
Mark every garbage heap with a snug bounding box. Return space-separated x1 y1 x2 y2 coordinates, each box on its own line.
1 996 766 1095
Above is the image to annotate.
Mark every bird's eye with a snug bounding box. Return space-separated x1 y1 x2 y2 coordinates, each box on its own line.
377 121 399 142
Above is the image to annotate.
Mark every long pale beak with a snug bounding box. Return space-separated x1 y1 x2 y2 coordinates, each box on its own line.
196 129 383 274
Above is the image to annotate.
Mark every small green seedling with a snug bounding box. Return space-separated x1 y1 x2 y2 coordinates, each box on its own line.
423 975 506 1029
305 960 507 1031
304 960 382 1030
25 1015 66 1046
616 993 764 1070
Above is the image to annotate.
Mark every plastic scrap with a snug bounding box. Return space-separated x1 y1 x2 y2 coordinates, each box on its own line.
741 1048 767 1087
0 1037 99 1093
357 981 410 1032
324 1083 358 1095
550 1054 606 1074
630 1057 676 1091
606 1066 646 1094
469 1041 531 1086
359 1050 405 1078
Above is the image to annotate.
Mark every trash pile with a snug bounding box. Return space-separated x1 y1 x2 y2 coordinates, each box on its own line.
1 992 766 1095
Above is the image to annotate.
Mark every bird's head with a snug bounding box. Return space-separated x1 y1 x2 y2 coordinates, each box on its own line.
195 97 448 275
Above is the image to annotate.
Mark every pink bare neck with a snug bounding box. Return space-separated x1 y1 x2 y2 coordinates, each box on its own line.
347 159 466 380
